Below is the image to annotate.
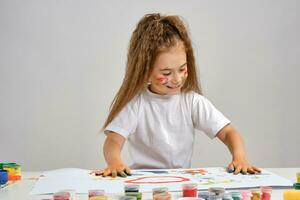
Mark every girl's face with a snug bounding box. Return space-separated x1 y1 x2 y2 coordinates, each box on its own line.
148 42 188 95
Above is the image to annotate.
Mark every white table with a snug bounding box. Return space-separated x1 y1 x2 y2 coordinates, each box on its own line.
0 168 299 200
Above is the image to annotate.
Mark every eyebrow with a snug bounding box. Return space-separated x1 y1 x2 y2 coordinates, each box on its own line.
159 62 187 71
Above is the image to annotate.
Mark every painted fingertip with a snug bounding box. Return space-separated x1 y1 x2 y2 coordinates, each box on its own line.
95 172 102 176
112 172 117 178
234 170 239 175
125 169 132 175
118 171 127 177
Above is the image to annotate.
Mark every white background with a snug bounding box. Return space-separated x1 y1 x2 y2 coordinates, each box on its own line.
0 0 299 170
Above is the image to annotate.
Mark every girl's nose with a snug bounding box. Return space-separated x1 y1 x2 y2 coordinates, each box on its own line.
171 73 181 84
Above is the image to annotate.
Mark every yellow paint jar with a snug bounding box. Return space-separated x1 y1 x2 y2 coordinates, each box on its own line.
2 163 21 181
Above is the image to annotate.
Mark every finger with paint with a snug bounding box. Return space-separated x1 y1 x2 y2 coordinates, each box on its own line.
227 163 234 173
111 170 117 178
241 167 248 175
249 166 261 174
253 166 261 173
247 167 256 174
117 171 127 177
124 167 132 176
233 165 242 175
102 168 111 177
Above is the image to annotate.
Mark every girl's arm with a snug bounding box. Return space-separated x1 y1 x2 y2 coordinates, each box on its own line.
102 131 131 177
217 124 261 174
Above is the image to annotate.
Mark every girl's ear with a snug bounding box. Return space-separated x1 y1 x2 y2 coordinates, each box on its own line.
147 76 152 85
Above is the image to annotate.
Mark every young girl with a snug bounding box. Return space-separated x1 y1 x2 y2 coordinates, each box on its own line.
100 13 261 177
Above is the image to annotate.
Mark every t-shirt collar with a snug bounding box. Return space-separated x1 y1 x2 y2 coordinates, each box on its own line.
145 86 179 100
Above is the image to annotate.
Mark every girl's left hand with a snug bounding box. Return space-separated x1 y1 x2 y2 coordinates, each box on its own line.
227 157 261 175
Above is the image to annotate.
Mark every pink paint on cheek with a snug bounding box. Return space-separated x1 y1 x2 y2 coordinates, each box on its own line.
156 76 169 85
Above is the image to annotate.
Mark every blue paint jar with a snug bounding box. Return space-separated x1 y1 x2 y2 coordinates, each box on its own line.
0 170 8 185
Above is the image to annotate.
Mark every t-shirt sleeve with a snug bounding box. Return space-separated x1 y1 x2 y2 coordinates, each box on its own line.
191 93 230 139
104 97 139 138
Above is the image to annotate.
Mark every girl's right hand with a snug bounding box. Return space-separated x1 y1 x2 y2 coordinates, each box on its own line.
93 163 131 178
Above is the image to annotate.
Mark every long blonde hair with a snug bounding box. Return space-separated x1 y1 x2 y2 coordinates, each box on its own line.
102 13 202 130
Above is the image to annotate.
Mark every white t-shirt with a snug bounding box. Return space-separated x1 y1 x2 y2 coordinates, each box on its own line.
105 88 230 169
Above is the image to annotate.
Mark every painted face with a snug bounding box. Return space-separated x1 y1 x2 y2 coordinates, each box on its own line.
148 42 188 95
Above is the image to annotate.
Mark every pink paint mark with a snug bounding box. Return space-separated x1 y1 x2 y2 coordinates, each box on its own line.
156 76 169 85
184 169 207 175
156 76 168 82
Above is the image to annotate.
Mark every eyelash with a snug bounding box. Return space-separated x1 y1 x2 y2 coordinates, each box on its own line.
162 68 186 76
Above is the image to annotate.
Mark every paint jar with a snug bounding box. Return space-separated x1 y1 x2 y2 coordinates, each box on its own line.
283 190 300 200
153 191 172 200
2 163 21 181
88 189 105 197
198 191 211 200
297 172 300 183
153 187 169 198
89 196 107 200
182 183 198 197
230 191 241 200
260 186 272 200
120 196 137 200
125 185 140 193
207 193 222 200
60 189 76 200
0 170 8 185
88 189 107 200
251 189 260 200
294 183 300 190
126 192 142 200
240 190 252 200
53 191 71 200
208 187 225 197
222 192 233 200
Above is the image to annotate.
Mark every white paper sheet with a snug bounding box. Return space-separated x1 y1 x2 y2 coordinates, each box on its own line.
30 167 293 195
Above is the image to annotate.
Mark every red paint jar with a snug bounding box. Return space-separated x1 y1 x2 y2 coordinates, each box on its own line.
53 191 70 200
261 186 272 200
182 183 198 197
